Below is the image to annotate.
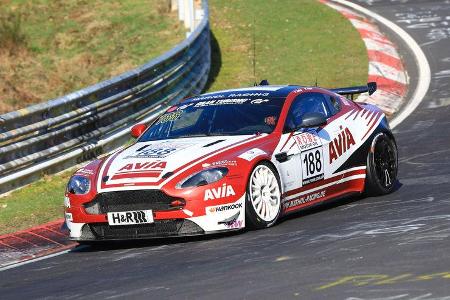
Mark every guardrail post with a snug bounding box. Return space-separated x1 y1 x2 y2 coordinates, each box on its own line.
183 0 191 29
178 0 184 21
188 0 195 33
171 0 178 11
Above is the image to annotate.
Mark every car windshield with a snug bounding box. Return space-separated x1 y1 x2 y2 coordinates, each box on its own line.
138 97 284 141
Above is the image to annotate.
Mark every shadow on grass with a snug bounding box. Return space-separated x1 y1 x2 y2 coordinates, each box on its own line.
203 30 221 92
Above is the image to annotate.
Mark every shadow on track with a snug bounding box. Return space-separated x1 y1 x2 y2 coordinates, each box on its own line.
70 229 242 253
280 177 402 224
69 180 403 253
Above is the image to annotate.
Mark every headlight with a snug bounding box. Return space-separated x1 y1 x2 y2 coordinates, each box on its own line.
176 167 228 189
67 175 91 195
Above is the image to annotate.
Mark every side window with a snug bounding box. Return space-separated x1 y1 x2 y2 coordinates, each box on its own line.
284 92 331 131
323 94 341 116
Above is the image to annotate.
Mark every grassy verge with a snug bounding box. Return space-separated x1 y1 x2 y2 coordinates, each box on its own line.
0 0 368 235
207 0 368 90
0 0 184 114
0 172 73 234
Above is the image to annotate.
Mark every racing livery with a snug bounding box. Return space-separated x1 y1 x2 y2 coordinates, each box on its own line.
64 82 398 241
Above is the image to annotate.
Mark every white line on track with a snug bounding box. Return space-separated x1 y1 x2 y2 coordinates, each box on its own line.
331 0 431 129
0 247 84 272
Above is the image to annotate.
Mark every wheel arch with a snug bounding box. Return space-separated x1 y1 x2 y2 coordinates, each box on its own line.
246 157 283 191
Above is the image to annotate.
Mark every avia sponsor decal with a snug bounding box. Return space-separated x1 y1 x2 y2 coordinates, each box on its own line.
111 161 167 180
155 111 182 124
294 132 321 150
209 202 242 213
118 161 167 171
238 148 267 161
283 190 326 210
125 142 192 159
329 127 356 163
204 184 236 201
202 160 237 168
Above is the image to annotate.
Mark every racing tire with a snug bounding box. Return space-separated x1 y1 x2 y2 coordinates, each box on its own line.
365 133 398 196
245 161 282 229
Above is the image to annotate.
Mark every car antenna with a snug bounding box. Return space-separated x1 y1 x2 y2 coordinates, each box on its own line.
252 15 257 86
315 77 318 87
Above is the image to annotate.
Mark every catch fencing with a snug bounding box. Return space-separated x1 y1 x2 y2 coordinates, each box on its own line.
0 0 210 194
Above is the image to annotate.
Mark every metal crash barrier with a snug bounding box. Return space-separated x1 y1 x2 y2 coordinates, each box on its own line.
0 0 211 194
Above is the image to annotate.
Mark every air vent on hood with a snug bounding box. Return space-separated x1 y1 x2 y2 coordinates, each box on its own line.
203 140 225 147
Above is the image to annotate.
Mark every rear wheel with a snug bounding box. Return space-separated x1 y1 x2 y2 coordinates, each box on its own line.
365 133 398 195
245 162 282 229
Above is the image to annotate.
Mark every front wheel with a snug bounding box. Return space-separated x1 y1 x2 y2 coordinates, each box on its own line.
245 162 282 229
365 133 398 195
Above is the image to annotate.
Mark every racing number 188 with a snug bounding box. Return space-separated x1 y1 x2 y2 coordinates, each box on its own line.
302 148 323 178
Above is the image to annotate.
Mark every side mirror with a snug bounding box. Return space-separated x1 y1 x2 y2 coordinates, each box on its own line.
131 124 147 138
300 112 327 128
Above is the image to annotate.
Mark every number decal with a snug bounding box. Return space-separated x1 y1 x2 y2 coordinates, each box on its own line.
302 149 322 177
301 147 324 185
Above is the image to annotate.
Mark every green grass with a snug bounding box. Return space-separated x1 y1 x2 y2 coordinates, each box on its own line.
0 0 184 113
207 0 367 90
0 0 368 235
0 171 73 234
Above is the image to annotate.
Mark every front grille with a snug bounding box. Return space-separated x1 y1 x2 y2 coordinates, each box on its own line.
84 190 178 214
87 219 204 239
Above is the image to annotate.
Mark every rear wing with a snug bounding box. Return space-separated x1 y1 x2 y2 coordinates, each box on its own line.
330 82 377 100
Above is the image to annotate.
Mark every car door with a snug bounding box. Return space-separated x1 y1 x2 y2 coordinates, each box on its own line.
277 91 338 211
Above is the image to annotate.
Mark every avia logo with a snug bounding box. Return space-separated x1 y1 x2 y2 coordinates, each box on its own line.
118 161 167 172
329 127 356 163
111 161 167 180
204 184 236 201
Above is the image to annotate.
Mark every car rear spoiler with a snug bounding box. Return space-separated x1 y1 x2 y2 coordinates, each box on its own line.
330 82 377 100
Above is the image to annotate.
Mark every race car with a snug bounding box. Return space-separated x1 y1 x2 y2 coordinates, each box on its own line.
64 82 398 241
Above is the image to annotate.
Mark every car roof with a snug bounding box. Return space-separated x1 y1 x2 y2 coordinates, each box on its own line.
183 85 305 103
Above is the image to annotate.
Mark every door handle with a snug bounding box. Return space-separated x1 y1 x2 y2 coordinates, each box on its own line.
275 152 289 163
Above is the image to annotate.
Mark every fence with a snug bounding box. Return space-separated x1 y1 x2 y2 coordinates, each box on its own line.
0 0 211 194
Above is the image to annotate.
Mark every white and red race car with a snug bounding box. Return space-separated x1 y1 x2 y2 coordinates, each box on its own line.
64 83 398 241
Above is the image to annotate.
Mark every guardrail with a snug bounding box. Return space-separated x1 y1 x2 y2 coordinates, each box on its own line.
0 0 211 194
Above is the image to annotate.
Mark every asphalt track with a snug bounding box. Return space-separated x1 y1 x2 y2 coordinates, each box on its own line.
1 1 450 299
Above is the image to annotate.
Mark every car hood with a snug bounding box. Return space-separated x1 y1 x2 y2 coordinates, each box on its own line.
97 135 263 191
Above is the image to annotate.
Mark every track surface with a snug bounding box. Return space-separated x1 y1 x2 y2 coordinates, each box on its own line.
1 1 450 299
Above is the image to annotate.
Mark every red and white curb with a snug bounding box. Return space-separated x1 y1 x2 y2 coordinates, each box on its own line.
0 219 75 270
322 0 409 116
